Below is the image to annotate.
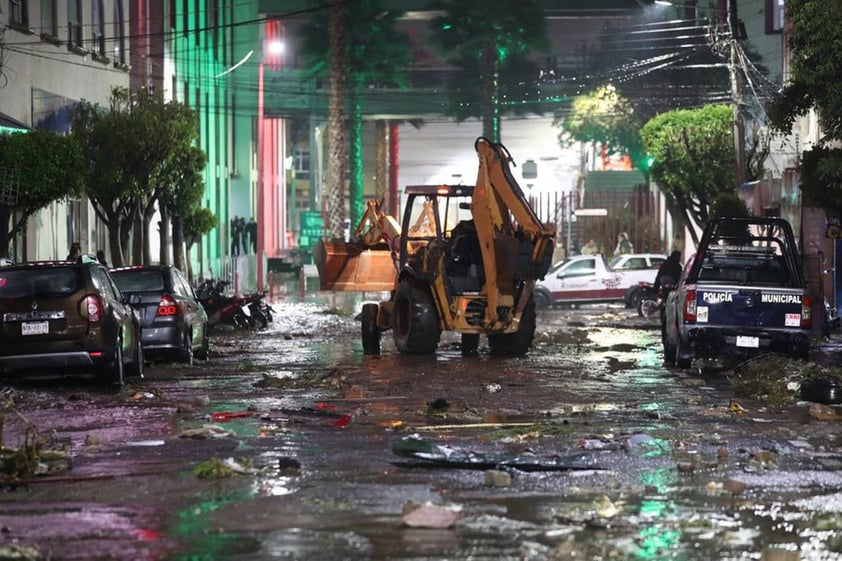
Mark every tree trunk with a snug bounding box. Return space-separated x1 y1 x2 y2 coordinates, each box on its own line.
348 82 364 228
388 121 399 217
185 244 193 281
133 212 145 265
119 216 132 265
108 210 125 267
375 121 387 203
159 204 171 266
481 42 500 143
326 3 348 241
172 215 186 272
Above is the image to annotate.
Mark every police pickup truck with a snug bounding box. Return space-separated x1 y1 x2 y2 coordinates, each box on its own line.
662 217 811 368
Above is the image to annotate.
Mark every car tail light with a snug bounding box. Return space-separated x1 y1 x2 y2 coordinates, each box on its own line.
802 294 812 328
82 294 103 323
157 294 178 317
683 289 697 322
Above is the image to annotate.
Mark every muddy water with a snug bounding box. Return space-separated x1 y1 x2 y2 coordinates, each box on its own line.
1 300 841 561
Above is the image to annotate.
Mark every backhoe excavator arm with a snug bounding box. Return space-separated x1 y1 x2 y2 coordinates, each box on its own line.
314 199 402 292
354 199 403 250
471 137 556 326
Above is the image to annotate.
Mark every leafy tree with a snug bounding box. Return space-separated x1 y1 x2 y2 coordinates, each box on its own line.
709 191 752 220
640 104 736 245
428 0 550 142
769 0 842 218
299 0 410 231
159 146 206 272
72 87 202 266
0 130 84 259
183 207 217 281
553 85 645 171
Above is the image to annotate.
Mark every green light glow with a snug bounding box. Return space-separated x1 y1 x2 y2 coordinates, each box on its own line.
634 525 681 559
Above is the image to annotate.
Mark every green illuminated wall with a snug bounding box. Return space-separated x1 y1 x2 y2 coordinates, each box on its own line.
167 0 258 278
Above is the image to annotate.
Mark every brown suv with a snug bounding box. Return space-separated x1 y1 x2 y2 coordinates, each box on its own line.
0 256 143 384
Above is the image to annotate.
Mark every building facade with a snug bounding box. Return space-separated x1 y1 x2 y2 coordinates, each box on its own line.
0 0 131 261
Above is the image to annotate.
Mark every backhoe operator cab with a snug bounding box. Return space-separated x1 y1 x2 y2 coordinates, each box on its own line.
316 137 556 357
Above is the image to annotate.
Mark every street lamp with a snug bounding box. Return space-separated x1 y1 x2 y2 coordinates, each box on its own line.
256 21 287 291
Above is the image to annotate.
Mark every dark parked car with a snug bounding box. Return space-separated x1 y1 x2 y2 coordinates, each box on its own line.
109 265 208 364
0 256 143 384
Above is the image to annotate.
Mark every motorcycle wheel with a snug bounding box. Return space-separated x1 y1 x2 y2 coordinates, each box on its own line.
250 310 268 330
639 298 659 319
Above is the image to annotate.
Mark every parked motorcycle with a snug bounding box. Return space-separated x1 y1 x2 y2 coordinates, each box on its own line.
196 279 250 330
196 279 275 330
243 291 276 329
636 281 674 320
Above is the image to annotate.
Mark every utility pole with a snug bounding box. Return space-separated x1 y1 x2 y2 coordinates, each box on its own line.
728 0 746 188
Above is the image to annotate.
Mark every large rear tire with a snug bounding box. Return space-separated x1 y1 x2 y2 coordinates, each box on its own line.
392 279 440 355
488 297 537 357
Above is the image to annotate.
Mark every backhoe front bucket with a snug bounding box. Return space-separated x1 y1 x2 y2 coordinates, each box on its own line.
313 240 396 292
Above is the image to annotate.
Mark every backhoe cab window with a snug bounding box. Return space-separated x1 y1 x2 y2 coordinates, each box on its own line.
406 196 471 239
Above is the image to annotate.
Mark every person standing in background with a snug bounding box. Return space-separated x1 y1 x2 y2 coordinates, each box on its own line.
239 217 248 255
613 232 633 256
230 216 241 256
581 239 598 255
247 218 258 254
66 242 81 261
96 249 108 267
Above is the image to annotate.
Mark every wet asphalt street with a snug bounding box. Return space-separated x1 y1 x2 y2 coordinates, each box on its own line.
2 298 842 561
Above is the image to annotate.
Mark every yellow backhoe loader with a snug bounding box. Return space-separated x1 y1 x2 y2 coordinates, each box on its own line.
314 137 556 356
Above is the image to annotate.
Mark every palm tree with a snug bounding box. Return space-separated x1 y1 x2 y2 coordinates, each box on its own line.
300 0 411 234
428 0 550 142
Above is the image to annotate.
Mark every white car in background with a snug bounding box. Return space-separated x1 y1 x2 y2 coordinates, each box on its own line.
534 252 666 309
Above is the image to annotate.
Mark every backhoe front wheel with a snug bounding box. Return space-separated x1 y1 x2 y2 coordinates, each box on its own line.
488 297 537 357
392 279 441 355
361 303 381 355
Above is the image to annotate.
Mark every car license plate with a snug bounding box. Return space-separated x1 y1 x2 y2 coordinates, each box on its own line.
736 335 759 348
21 321 49 336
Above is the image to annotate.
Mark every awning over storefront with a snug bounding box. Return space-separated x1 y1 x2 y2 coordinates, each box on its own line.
0 112 29 135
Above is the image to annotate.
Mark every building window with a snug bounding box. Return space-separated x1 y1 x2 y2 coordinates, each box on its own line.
112 0 125 64
41 0 57 36
294 147 310 179
10 0 29 27
67 0 82 47
766 0 785 33
91 0 104 55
